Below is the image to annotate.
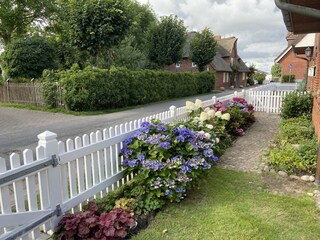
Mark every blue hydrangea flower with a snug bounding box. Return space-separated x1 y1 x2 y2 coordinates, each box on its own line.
165 190 173 195
159 141 170 149
176 135 185 142
203 149 214 158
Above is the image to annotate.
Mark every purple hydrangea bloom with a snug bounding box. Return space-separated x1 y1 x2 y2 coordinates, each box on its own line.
159 141 170 149
176 135 185 142
165 190 173 195
203 149 214 158
209 156 219 162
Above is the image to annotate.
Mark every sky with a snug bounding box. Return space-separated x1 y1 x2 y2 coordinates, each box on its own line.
136 0 288 73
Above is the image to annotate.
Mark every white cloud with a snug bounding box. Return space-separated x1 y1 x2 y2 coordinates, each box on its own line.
136 0 288 72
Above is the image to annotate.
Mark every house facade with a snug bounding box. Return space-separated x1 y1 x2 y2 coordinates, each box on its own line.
165 33 250 90
275 33 307 80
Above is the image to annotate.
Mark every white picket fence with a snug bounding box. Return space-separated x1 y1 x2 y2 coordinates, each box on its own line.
0 84 299 239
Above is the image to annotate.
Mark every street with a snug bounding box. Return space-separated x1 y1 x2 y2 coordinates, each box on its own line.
0 89 241 161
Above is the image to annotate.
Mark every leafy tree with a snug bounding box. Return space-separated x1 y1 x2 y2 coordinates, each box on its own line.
2 36 56 79
190 28 217 72
128 1 157 52
247 64 256 85
58 0 133 65
148 15 187 67
0 0 56 46
108 36 148 69
271 63 281 78
254 72 266 84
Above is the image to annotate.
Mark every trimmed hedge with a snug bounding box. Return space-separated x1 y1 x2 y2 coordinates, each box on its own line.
43 66 215 111
281 74 295 83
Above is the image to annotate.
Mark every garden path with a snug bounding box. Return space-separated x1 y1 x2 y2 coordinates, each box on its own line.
217 112 280 172
217 112 319 203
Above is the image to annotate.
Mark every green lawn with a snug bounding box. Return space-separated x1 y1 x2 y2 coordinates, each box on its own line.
132 168 320 240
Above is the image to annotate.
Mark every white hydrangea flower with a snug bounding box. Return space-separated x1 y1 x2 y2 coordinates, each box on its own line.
195 99 203 109
205 124 214 129
186 101 195 113
221 113 231 121
198 130 205 134
192 117 200 123
200 112 209 122
216 138 220 144
207 109 215 118
204 132 211 139
215 111 222 118
204 107 211 112
179 125 185 128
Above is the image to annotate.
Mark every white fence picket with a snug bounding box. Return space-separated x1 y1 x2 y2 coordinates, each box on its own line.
23 149 40 239
0 157 12 234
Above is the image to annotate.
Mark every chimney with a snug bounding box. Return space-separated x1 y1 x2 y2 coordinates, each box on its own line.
286 32 296 47
214 35 221 41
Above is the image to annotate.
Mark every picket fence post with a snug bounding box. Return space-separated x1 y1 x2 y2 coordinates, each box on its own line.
234 91 238 97
169 105 177 121
37 131 62 231
212 96 217 105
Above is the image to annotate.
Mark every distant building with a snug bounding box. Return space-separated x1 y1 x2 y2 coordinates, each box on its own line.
165 33 250 90
274 33 315 80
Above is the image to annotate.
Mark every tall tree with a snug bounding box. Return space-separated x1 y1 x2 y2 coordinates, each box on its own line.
148 15 187 67
271 63 281 78
58 0 133 66
128 1 157 52
0 0 56 46
190 28 217 72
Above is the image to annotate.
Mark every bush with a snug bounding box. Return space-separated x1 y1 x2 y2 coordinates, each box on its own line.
247 77 254 86
281 74 295 83
1 36 56 79
280 92 313 119
268 116 317 175
120 119 219 213
268 139 317 174
253 72 265 85
43 66 215 111
276 117 314 144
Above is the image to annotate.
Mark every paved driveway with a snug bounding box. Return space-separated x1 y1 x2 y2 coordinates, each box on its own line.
0 89 242 161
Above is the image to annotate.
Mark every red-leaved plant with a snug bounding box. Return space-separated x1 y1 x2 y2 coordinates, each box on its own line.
54 201 136 240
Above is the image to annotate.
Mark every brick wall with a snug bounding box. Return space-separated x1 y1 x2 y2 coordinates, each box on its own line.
279 50 307 80
311 33 320 142
312 97 320 142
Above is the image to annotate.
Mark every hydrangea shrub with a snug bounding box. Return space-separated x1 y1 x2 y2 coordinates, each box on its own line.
120 119 218 211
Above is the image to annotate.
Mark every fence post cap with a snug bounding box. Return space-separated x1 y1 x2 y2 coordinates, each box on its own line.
37 131 57 141
169 105 176 110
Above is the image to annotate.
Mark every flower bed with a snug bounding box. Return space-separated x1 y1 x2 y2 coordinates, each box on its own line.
53 97 255 239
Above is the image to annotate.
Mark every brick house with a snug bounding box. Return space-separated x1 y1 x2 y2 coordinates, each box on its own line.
274 33 309 80
165 33 250 89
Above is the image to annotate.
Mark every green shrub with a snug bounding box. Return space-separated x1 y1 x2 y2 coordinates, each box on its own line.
276 117 314 144
280 92 313 119
2 36 56 79
281 74 295 83
268 139 317 174
41 70 61 108
43 66 215 111
247 77 254 86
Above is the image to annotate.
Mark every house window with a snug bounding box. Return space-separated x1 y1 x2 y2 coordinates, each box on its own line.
223 73 225 83
223 73 229 83
176 63 181 68
242 73 245 80
226 73 229 82
192 62 196 68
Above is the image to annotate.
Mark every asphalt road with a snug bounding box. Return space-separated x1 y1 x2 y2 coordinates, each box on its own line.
0 89 241 162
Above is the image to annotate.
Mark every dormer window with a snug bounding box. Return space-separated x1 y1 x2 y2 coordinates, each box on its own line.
192 62 197 68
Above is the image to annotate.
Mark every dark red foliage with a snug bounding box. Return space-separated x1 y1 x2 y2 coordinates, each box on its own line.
54 201 136 240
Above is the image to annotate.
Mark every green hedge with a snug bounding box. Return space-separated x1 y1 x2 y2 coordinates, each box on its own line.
43 66 215 111
281 74 295 83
